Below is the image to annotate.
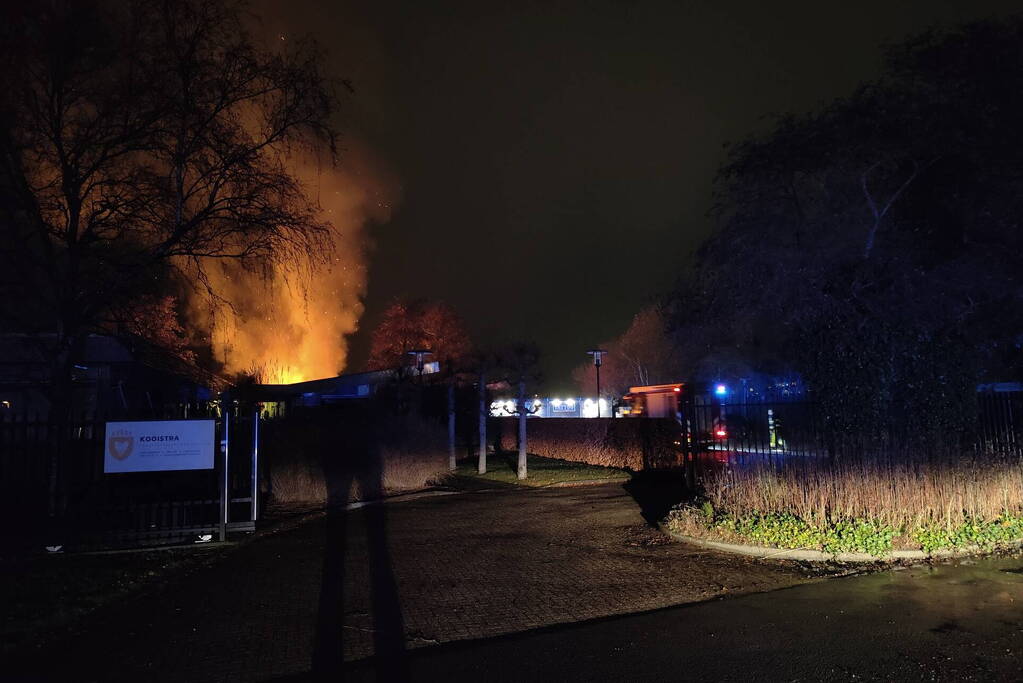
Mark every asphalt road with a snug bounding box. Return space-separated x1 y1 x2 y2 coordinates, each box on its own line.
344 555 1023 682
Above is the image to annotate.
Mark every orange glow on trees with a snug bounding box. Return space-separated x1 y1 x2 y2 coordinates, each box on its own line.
367 300 472 372
0 0 364 393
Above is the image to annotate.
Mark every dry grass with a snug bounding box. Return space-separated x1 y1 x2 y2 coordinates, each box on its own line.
705 455 1023 529
270 459 328 504
529 438 642 470
375 414 450 492
267 412 449 505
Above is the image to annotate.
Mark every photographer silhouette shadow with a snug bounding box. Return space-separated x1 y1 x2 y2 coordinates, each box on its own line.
309 403 409 682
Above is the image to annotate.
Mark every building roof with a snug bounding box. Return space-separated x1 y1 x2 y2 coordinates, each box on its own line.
251 361 441 402
0 333 230 391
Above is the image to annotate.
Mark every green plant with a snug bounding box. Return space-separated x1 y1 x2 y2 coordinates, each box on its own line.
712 512 899 554
665 503 1023 555
914 515 1023 552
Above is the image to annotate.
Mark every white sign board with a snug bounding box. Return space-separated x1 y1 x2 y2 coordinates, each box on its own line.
104 419 216 473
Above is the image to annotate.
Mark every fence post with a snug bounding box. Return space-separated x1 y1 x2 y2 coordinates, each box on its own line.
251 407 259 524
219 410 230 542
683 391 696 490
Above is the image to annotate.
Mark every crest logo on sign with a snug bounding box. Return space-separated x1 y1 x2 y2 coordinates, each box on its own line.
107 429 134 461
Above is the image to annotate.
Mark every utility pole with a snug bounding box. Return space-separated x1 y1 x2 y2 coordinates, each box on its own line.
447 382 457 471
406 349 432 380
586 349 607 417
477 370 487 474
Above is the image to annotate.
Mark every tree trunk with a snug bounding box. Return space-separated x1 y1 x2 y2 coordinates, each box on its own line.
447 382 456 471
477 371 486 474
517 378 527 480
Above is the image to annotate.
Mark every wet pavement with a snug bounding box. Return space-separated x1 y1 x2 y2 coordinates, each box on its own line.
344 555 1023 682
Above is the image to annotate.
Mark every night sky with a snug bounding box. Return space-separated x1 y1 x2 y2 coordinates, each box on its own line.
262 0 1019 392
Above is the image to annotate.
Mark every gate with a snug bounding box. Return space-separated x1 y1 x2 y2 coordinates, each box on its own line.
0 406 265 551
678 389 1023 483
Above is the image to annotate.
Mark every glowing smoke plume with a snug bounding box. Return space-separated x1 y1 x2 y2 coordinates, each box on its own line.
188 144 397 384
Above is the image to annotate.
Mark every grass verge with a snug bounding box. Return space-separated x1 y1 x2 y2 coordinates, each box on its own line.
454 452 630 487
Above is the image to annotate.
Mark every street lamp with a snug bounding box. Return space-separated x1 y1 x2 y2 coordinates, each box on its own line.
406 349 432 378
586 349 607 417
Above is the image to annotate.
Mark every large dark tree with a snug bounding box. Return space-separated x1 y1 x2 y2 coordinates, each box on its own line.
675 18 1023 441
0 0 337 416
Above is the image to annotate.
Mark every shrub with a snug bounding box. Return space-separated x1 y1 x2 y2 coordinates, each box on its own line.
667 454 1023 553
269 458 328 504
494 417 679 470
703 456 1023 530
265 410 448 505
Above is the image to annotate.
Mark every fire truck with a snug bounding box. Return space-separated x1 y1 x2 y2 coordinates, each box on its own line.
619 383 684 418
620 382 732 447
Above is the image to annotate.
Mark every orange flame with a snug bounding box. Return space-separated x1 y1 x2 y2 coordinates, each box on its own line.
188 144 398 384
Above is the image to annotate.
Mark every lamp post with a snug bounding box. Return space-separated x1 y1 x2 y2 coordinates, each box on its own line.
406 349 432 379
586 349 607 417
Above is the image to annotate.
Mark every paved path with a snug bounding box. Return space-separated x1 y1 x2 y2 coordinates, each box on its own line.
343 555 1023 682
8 484 819 681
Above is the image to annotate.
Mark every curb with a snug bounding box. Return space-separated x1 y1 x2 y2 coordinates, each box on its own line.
257 488 465 538
542 478 630 488
658 524 1023 563
342 489 462 510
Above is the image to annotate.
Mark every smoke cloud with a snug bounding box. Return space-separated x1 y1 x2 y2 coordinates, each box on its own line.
187 142 398 384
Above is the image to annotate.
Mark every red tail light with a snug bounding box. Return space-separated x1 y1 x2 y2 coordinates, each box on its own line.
714 428 727 438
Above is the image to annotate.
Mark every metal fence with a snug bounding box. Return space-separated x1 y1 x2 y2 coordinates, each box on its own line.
0 408 262 551
976 391 1023 456
680 391 1023 479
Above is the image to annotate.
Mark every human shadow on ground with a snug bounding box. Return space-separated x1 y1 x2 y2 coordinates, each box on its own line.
621 469 691 527
307 403 409 682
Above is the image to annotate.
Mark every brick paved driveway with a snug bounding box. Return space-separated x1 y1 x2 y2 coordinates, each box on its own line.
10 483 823 682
